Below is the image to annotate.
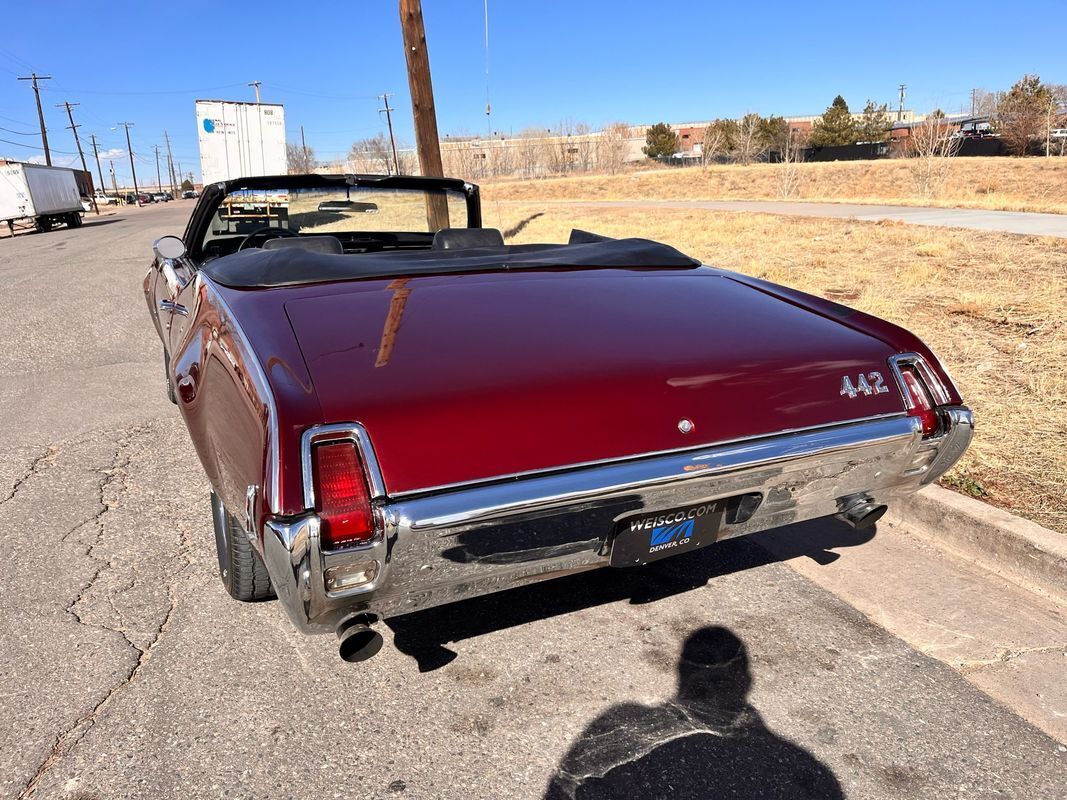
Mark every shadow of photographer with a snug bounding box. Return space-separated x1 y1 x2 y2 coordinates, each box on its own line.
544 626 844 800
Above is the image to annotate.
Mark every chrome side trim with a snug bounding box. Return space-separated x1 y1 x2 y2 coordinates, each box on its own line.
387 411 909 500
300 422 386 509
888 352 952 408
202 274 282 515
398 415 919 532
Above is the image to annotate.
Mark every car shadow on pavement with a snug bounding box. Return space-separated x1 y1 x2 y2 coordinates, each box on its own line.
542 625 844 800
386 518 875 671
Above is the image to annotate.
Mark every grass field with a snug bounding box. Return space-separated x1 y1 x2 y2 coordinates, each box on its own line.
485 203 1067 534
482 157 1067 215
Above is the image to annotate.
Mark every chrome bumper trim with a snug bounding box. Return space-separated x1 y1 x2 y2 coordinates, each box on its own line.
263 410 972 633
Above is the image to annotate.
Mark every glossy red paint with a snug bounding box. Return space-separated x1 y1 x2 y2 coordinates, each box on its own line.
252 266 910 495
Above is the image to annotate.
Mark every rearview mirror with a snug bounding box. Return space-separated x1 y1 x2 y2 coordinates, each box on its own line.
153 235 186 261
316 200 379 213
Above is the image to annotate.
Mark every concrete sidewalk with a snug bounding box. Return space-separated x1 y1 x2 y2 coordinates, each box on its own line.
556 199 1067 237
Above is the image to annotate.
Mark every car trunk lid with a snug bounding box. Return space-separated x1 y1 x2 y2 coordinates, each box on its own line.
284 268 905 495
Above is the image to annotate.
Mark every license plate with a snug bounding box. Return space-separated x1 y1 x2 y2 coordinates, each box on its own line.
609 501 726 567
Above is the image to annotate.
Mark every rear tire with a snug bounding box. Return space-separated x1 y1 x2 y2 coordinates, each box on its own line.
35 217 52 233
69 213 82 228
210 490 274 602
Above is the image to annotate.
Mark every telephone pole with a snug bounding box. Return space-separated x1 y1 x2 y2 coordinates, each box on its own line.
89 134 106 200
399 0 447 228
300 125 310 169
108 159 118 196
57 101 98 213
153 145 163 192
897 84 906 122
249 80 262 104
17 73 53 166
163 130 177 195
117 122 140 203
378 93 401 175
970 88 978 117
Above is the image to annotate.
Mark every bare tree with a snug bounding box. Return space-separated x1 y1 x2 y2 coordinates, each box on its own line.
701 119 735 167
733 113 764 165
906 113 962 198
599 122 631 175
348 133 394 174
1044 84 1067 157
574 122 597 173
776 127 806 199
286 142 316 174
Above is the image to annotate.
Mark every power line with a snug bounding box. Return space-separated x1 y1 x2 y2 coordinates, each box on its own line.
0 125 38 136
16 72 52 165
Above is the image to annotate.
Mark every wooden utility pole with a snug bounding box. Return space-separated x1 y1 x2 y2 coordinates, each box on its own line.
164 130 177 195
57 101 98 213
17 73 52 165
118 122 140 202
378 93 401 175
89 134 106 201
399 0 448 229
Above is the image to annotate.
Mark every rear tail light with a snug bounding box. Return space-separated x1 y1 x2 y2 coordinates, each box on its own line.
311 441 376 549
899 366 940 437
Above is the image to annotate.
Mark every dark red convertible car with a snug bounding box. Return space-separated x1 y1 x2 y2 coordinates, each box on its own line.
145 174 973 662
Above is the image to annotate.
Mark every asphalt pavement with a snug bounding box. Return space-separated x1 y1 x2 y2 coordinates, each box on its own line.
555 199 1067 237
1 204 1064 799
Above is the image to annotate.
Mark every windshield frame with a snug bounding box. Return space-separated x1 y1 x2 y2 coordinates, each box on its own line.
183 173 481 262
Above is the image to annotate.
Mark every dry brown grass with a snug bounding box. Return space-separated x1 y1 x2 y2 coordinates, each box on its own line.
483 157 1067 215
485 203 1067 533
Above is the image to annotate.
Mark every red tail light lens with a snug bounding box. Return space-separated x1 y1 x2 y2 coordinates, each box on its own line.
312 442 375 549
900 367 940 437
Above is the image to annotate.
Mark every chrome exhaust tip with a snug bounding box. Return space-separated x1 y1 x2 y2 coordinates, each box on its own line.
337 616 384 663
836 497 888 530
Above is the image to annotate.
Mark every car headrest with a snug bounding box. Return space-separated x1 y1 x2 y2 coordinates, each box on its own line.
262 235 344 255
432 228 505 250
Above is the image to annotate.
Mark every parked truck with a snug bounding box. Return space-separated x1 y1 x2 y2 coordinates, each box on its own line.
0 161 84 235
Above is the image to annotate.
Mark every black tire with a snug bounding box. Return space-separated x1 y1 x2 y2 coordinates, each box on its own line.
210 490 274 602
69 213 82 228
163 352 177 404
35 217 52 233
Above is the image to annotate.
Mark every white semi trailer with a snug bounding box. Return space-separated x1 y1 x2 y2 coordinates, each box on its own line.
0 162 84 234
196 100 286 185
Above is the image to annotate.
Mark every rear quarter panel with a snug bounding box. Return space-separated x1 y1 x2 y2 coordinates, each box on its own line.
167 276 324 538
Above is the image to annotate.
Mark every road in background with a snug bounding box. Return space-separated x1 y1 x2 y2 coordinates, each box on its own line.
1 206 1064 799
552 199 1067 237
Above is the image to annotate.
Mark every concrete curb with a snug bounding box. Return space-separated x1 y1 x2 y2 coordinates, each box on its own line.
887 485 1067 605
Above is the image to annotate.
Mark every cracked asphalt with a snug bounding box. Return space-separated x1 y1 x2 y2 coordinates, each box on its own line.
1 204 1064 799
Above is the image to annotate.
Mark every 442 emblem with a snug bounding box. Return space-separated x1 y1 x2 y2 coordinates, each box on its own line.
840 371 890 399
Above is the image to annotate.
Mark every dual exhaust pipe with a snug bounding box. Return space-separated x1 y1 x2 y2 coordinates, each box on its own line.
836 495 888 530
337 615 384 663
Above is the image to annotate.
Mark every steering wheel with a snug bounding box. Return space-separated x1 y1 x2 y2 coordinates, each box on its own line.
237 225 300 252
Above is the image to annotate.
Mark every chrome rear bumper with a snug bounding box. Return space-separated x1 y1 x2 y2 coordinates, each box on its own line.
264 409 973 633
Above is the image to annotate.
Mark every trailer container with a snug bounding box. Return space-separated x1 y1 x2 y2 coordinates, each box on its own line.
0 162 84 234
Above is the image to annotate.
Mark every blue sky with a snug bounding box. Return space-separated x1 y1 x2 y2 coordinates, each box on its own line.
0 1 1062 184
